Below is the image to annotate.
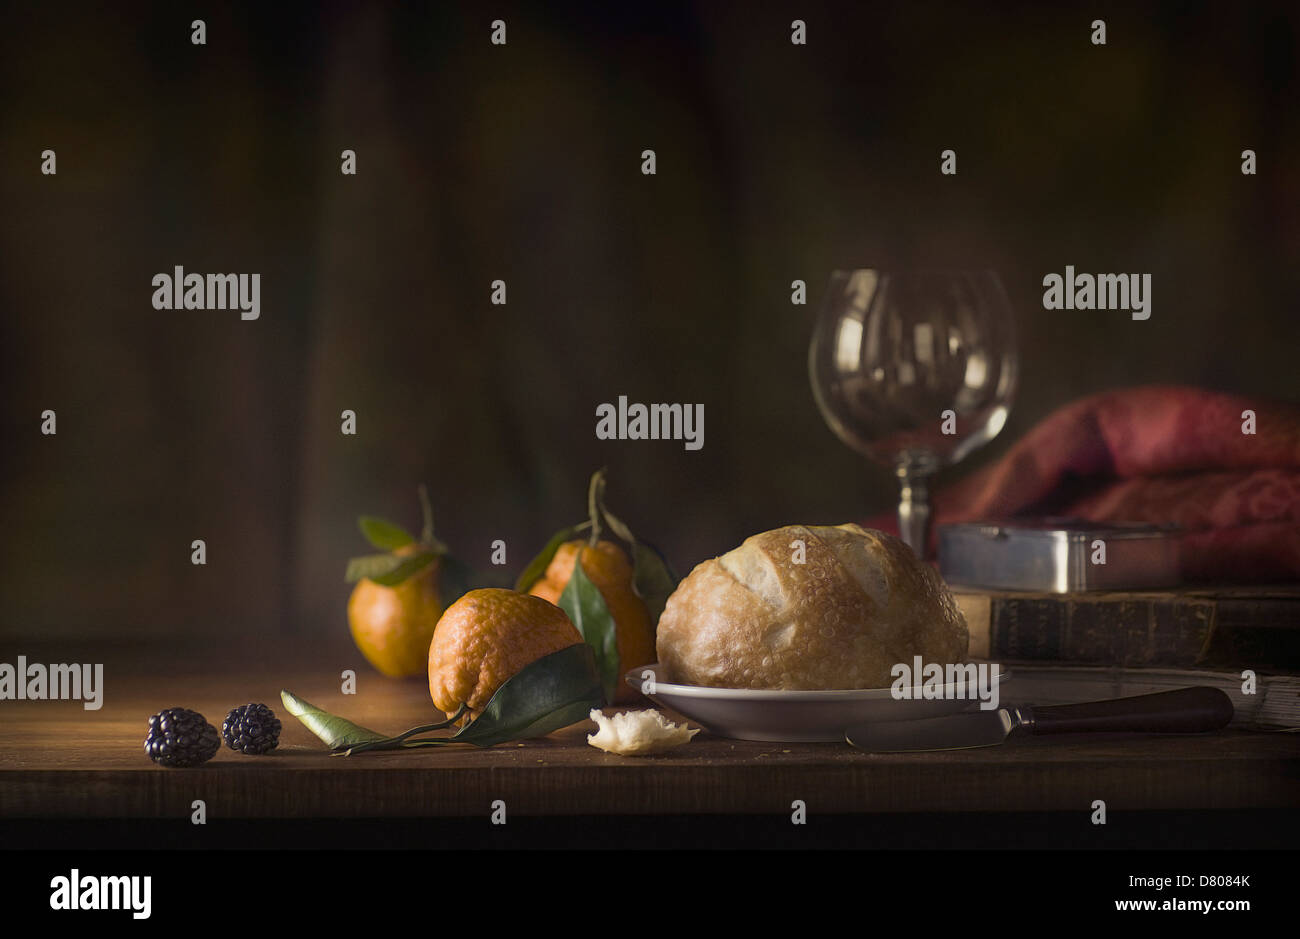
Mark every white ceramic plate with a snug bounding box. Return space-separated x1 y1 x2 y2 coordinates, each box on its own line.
625 663 1011 742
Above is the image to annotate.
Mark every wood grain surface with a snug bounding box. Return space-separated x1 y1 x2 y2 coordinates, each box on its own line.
1 642 1296 819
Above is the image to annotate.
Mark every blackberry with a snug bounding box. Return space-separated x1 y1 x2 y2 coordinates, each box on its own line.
144 707 221 768
221 703 281 755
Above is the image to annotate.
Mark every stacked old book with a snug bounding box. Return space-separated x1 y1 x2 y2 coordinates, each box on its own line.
956 585 1300 730
864 387 1300 730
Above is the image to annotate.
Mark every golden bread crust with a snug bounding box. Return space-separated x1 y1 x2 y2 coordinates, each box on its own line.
655 524 968 690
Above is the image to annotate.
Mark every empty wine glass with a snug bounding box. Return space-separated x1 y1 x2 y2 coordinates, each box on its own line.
809 269 1018 556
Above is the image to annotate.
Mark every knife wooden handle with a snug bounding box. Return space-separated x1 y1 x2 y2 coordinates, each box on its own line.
1027 686 1234 735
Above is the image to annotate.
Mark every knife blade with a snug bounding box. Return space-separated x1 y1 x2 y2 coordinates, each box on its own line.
846 707 1022 752
845 686 1234 753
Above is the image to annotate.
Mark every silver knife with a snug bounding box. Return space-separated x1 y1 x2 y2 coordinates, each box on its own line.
845 686 1234 752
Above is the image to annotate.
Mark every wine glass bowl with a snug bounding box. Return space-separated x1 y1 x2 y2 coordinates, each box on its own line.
809 269 1018 554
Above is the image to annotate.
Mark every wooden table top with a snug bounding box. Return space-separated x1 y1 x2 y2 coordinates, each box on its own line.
2 642 1296 819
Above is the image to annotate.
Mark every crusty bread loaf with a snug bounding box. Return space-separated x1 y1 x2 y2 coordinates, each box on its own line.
656 524 969 690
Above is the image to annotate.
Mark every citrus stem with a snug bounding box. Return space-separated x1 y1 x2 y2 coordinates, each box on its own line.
587 469 606 547
335 702 469 755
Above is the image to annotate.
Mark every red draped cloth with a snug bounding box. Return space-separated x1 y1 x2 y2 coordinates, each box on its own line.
866 386 1300 582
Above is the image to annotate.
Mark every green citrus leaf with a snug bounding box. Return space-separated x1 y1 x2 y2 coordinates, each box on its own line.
596 499 677 630
630 539 678 629
368 550 439 587
280 690 387 750
456 699 597 748
345 553 403 583
449 643 603 747
599 503 636 545
332 704 469 755
358 516 417 551
514 525 578 592
302 648 603 753
556 559 620 705
344 550 438 586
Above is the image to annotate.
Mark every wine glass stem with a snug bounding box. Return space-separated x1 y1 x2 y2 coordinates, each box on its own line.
896 468 933 558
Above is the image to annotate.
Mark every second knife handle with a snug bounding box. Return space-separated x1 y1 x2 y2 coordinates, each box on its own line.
1027 687 1234 735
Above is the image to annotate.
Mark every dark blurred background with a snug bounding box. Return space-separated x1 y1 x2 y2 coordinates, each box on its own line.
2 1 1297 640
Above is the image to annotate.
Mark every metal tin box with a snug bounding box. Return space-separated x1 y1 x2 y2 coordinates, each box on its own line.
938 519 1183 592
